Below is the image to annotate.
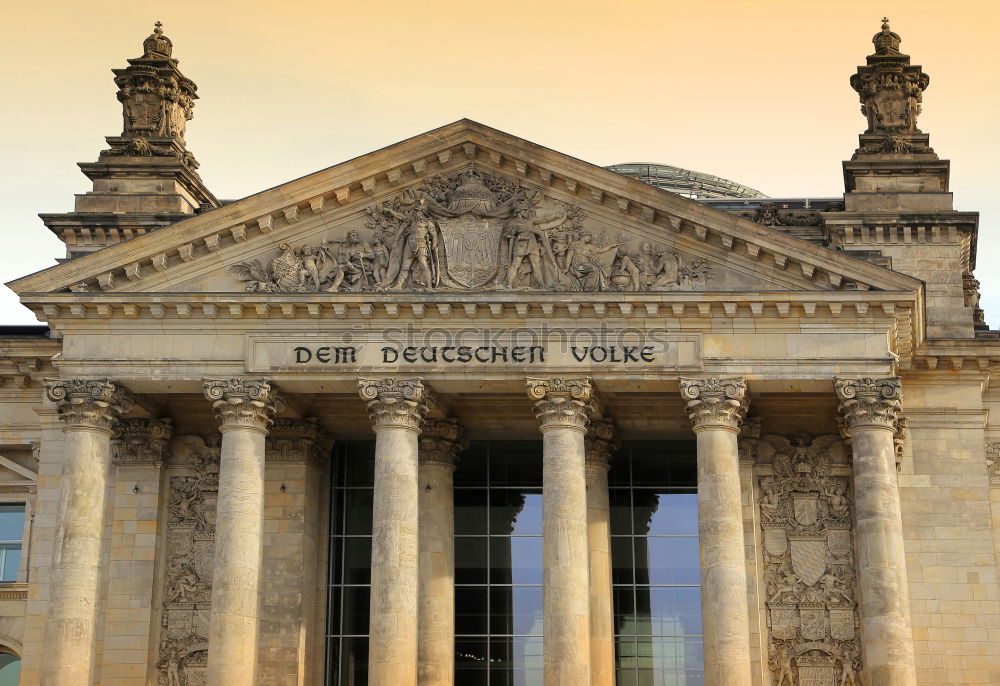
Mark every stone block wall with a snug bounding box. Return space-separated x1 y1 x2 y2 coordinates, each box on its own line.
899 374 1000 685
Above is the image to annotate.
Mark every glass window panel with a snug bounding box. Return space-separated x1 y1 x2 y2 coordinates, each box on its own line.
324 638 339 685
611 537 634 585
343 448 374 487
633 587 703 637
0 658 22 686
338 637 367 684
1 547 20 583
455 489 489 535
342 538 371 585
490 637 543 686
639 538 701 586
630 441 696 487
454 442 489 486
635 636 705 685
327 538 342 586
340 586 369 636
343 490 373 535
607 448 631 487
490 586 542 636
614 586 636 636
490 491 542 536
616 635 639 672
326 585 342 635
455 586 489 635
455 639 489 684
455 537 488 585
634 492 699 536
489 442 542 486
490 537 542 586
0 506 24 542
609 489 633 536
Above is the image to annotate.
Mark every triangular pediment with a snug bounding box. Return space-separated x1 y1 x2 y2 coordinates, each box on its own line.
9 120 921 300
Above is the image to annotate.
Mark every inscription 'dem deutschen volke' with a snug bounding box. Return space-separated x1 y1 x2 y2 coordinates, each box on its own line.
292 344 657 365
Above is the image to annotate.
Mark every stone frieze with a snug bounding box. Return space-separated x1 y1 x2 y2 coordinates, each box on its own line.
228 167 713 294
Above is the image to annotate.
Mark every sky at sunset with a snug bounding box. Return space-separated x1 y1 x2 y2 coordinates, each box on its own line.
1 1 997 324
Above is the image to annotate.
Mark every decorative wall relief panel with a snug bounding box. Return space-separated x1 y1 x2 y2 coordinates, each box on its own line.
157 435 220 686
228 167 714 294
759 433 862 686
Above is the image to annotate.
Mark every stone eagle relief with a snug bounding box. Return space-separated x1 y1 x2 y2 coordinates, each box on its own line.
228 167 710 293
759 433 862 686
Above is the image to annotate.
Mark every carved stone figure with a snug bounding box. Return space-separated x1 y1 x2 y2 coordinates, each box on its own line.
385 211 439 289
759 432 862 685
987 442 1000 484
567 231 619 291
165 560 205 604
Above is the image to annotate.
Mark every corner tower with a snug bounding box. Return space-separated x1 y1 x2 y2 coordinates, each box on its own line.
825 19 984 338
41 22 219 260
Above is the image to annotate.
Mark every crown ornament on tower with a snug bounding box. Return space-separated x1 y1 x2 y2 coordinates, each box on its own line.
113 22 198 144
849 18 935 157
142 21 173 58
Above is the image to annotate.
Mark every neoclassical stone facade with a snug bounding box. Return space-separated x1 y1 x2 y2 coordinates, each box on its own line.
1 18 999 686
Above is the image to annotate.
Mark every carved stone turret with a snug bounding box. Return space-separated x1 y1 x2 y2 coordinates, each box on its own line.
843 18 950 211
41 22 219 260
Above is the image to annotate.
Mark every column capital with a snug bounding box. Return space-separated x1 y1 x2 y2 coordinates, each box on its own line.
585 418 619 470
266 417 333 467
419 418 468 469
111 418 173 465
527 377 594 432
203 378 284 433
835 376 903 434
44 378 134 434
358 377 434 432
679 376 748 432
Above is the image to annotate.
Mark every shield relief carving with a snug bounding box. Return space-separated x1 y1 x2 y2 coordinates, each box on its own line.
789 535 828 587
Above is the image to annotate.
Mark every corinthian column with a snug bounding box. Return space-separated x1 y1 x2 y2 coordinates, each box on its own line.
358 378 434 686
418 418 467 686
585 418 619 686
526 377 593 686
41 378 133 686
203 378 283 686
679 377 752 685
835 377 916 686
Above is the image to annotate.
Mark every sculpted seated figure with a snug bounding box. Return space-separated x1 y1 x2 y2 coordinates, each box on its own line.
566 232 619 291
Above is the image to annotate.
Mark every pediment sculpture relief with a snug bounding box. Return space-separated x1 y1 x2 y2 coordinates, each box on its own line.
228 168 711 293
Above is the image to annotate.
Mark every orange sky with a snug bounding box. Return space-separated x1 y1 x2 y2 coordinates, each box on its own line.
2 1 998 323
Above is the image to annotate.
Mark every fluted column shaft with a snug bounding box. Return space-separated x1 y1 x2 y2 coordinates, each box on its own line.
836 377 916 686
527 377 593 686
41 379 132 686
359 378 433 686
418 418 467 686
680 377 752 685
586 419 618 686
203 378 283 686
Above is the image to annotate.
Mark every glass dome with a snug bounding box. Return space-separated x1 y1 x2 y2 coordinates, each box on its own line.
606 162 767 199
